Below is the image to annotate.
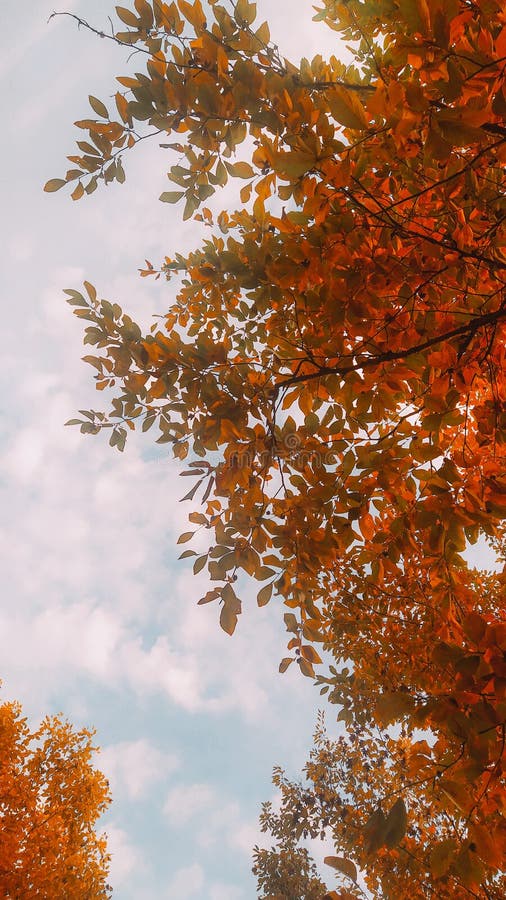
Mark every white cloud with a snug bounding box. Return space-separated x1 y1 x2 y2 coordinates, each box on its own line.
164 782 216 827
0 1 78 80
229 819 265 857
165 863 204 899
105 824 144 888
99 738 179 800
119 635 204 711
209 884 246 900
255 0 354 64
164 779 263 864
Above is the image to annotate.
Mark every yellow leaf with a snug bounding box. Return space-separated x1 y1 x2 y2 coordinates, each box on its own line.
279 657 293 673
298 657 315 678
177 0 206 30
255 20 270 44
363 807 387 854
469 823 503 867
71 182 85 201
430 839 457 878
328 85 368 130
44 178 67 192
235 0 256 26
160 191 185 203
257 583 272 607
384 798 407 848
115 92 130 123
225 161 254 178
88 95 109 119
220 599 240 635
134 0 153 28
115 6 139 27
324 856 358 882
300 645 323 664
359 511 375 541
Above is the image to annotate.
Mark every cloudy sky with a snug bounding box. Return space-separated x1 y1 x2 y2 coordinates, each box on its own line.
0 1 351 896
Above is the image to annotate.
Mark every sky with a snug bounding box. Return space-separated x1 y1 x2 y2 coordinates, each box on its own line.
0 2 351 897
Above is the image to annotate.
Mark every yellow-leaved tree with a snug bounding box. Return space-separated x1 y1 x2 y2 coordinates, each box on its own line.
0 700 111 898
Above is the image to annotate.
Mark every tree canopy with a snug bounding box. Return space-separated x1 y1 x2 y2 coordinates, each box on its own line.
0 699 111 898
47 0 506 895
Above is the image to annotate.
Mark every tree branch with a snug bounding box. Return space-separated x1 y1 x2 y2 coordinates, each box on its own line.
273 302 506 395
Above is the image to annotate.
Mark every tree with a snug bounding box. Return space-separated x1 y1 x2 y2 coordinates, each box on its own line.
254 691 506 899
46 0 506 895
252 831 327 900
0 699 111 898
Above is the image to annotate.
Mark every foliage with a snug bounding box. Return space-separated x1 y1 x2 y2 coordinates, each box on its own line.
47 0 506 895
252 836 327 900
255 703 506 898
0 699 111 897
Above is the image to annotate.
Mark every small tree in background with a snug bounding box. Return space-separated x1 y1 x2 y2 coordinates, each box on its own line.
0 700 111 898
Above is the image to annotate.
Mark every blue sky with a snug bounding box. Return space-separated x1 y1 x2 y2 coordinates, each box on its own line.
0 2 351 896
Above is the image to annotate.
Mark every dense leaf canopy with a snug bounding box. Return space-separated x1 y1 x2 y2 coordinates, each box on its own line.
48 0 506 895
0 701 111 898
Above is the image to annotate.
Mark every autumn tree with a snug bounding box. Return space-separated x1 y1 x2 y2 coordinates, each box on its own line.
46 0 506 896
252 834 327 900
0 699 111 897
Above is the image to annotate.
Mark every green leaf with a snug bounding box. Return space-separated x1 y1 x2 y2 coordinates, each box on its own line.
160 191 185 203
225 161 254 178
215 160 228 186
110 427 126 451
116 160 126 184
193 555 208 575
63 289 86 305
183 196 197 220
89 95 109 118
